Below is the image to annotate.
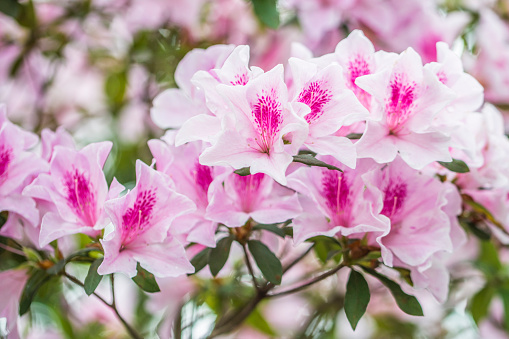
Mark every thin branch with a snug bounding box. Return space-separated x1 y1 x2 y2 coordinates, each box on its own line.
0 243 26 257
63 272 142 339
282 245 314 274
110 274 116 309
267 263 346 299
242 243 259 291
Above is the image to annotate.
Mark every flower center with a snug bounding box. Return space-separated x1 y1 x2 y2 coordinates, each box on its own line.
251 89 283 154
234 173 264 213
230 73 249 86
385 73 417 132
192 161 213 206
64 168 97 226
298 80 332 124
347 55 372 109
381 180 407 219
0 145 12 183
121 189 157 245
321 169 351 226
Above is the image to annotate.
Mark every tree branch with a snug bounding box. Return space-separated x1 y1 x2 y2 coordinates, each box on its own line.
266 263 346 299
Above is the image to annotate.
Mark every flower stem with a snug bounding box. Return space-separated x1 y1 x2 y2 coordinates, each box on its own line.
63 272 142 339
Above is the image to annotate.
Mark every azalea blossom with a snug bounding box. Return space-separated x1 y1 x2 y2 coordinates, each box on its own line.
175 45 264 146
206 170 302 227
287 56 368 168
98 160 196 278
286 156 389 245
363 156 465 300
0 105 47 246
148 135 224 247
354 47 456 169
150 44 235 130
0 269 28 339
199 64 309 185
24 141 123 247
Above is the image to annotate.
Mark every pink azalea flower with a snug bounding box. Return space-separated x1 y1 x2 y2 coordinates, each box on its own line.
0 106 47 246
199 64 309 185
363 157 461 275
148 136 224 247
286 156 389 245
456 105 509 190
466 9 509 104
98 161 196 278
24 141 123 247
316 30 397 111
288 57 368 168
354 47 456 169
0 269 28 339
175 45 263 146
205 170 301 227
150 44 235 129
40 127 75 162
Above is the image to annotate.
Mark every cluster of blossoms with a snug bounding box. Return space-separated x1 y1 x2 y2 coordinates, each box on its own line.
2 0 509 337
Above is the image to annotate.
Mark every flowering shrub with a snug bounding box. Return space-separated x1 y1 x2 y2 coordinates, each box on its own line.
2 1 509 338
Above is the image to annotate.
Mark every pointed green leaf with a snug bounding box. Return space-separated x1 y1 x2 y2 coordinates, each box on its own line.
246 307 277 335
247 240 282 285
438 158 470 173
251 0 280 29
292 154 343 172
19 269 51 315
209 237 233 276
252 223 286 237
0 0 21 19
0 211 8 229
345 270 370 330
346 133 363 140
234 167 251 176
84 258 104 296
190 247 211 275
132 263 160 293
362 267 423 316
470 285 495 324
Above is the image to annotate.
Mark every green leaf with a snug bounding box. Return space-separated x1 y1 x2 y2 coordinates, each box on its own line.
252 223 286 237
394 267 413 287
19 269 51 315
308 236 342 265
22 247 42 263
16 0 36 28
105 71 127 106
190 248 211 275
479 240 502 271
438 158 470 173
0 0 21 18
234 167 251 176
346 133 363 140
246 307 277 335
132 263 160 293
84 258 104 296
0 211 8 229
247 240 282 285
362 267 423 316
251 0 280 29
345 270 370 330
209 237 233 276
292 154 343 172
461 219 491 240
283 226 293 237
470 285 495 324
